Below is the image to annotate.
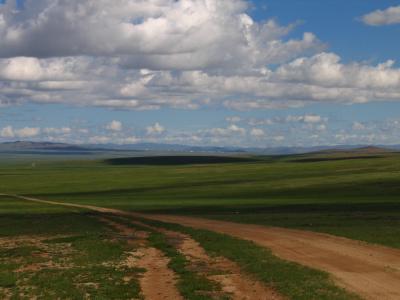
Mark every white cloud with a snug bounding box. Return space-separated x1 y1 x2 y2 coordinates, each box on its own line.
315 124 327 131
361 6 400 26
0 126 14 138
78 128 89 134
248 118 274 126
1 126 41 138
228 124 246 135
226 116 242 123
276 52 400 89
0 1 399 112
273 136 285 142
15 127 41 138
123 136 140 144
209 124 246 137
43 127 72 134
250 128 265 137
352 122 366 131
106 120 123 132
285 115 323 123
146 122 165 135
0 0 321 70
0 57 79 81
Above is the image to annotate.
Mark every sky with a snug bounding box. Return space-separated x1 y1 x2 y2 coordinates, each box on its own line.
1 0 400 147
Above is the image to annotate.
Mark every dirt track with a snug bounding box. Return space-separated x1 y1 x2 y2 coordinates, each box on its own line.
148 214 400 300
99 217 183 300
4 194 400 300
102 215 282 300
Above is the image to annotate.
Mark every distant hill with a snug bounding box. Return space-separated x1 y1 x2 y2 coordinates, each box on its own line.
1 141 399 156
311 146 396 156
352 146 394 153
0 141 105 153
97 142 245 153
288 146 398 163
0 141 87 151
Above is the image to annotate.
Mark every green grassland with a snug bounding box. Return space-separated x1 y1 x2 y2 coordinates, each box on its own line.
1 151 397 299
0 197 143 299
1 152 400 247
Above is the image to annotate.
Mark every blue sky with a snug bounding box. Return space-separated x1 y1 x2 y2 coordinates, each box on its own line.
1 0 400 147
252 0 400 63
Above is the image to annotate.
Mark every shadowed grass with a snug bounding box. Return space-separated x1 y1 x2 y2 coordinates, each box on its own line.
105 155 257 166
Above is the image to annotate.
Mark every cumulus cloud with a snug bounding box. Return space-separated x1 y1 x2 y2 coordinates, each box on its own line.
273 136 285 142
248 114 325 126
146 123 165 135
43 127 72 134
315 124 327 131
1 126 40 138
0 57 81 81
286 115 318 123
106 120 123 132
250 128 265 137
208 124 246 137
0 126 14 138
15 127 41 138
0 0 321 69
226 116 242 123
276 53 400 89
123 136 140 144
0 1 399 112
361 6 400 26
352 122 366 131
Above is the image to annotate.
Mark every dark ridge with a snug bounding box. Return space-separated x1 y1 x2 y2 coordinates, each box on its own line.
311 146 394 156
290 155 383 163
0 141 108 152
0 150 93 156
105 155 257 166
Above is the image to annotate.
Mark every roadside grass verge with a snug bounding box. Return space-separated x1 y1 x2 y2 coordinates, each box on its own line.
141 219 360 300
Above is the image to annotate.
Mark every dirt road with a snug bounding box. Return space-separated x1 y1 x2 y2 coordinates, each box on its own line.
148 214 400 300
4 194 400 300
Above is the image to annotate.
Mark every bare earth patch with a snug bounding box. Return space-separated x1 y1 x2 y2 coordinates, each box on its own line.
0 234 76 271
0 235 49 249
134 247 183 300
99 217 183 300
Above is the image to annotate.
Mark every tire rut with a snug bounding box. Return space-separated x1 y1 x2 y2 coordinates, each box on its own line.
98 217 183 300
147 214 400 300
107 217 283 299
160 228 284 300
